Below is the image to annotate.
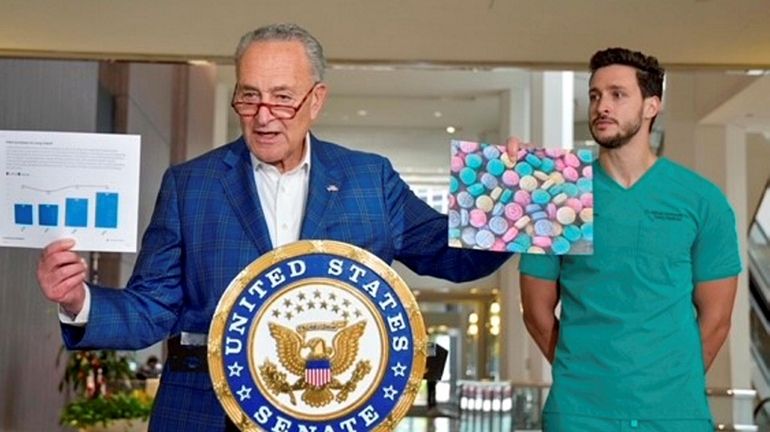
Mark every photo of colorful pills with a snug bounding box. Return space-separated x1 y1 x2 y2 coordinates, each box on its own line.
448 140 595 255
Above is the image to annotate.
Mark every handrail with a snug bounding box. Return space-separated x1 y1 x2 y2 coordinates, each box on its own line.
707 388 758 398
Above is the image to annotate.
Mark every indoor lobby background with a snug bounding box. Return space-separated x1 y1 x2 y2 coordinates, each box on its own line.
1 1 770 431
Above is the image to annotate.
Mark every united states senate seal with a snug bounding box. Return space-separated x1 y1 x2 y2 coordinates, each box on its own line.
208 240 426 431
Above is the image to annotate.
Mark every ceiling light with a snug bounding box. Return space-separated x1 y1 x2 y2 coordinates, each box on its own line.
745 69 766 76
446 126 456 134
434 111 443 118
357 109 368 117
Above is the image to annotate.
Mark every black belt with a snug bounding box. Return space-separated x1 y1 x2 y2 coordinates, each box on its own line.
166 335 208 373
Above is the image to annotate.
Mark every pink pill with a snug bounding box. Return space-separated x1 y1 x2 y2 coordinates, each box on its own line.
554 158 566 171
513 190 531 206
451 156 465 172
502 227 519 242
469 209 487 228
504 203 524 221
547 203 557 219
563 166 579 182
533 236 552 248
459 141 478 153
517 149 527 161
502 170 520 186
582 165 593 178
545 148 564 158
580 193 593 208
448 194 456 208
565 198 583 212
564 153 580 168
491 239 507 252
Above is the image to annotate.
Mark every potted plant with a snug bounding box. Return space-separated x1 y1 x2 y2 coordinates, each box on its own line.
58 349 153 432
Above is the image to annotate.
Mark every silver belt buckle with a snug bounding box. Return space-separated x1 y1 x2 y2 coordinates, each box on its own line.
180 331 207 346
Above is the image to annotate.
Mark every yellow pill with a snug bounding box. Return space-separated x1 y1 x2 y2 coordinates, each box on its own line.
519 175 538 192
579 208 593 222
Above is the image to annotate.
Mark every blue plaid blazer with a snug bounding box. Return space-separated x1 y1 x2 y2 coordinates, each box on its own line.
62 135 509 430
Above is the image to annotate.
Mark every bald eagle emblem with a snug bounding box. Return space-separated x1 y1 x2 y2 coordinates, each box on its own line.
258 320 372 407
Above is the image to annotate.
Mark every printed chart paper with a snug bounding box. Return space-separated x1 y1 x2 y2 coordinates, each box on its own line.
1 130 141 252
448 140 594 255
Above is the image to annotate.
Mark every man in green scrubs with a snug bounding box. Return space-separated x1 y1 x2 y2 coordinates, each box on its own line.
519 48 742 431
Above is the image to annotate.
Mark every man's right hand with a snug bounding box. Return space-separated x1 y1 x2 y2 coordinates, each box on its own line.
37 239 88 317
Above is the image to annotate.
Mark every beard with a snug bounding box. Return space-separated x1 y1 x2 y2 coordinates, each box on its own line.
590 111 643 150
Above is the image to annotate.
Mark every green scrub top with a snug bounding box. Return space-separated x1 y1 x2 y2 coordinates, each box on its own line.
520 157 742 420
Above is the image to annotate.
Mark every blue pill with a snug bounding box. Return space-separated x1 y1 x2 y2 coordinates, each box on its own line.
457 191 474 209
577 177 592 193
513 233 532 249
486 159 505 177
563 225 582 242
449 228 461 239
448 210 460 228
499 189 513 204
460 167 477 185
531 211 548 221
492 202 505 216
532 189 551 204
460 209 470 226
488 216 508 235
581 223 594 241
450 176 459 194
507 243 526 253
552 236 571 254
514 162 533 176
525 204 542 214
540 158 555 173
577 149 594 163
461 227 478 245
548 184 565 196
534 219 553 236
475 229 496 249
467 183 486 197
466 153 483 169
481 172 499 190
562 183 579 197
525 153 542 167
483 145 501 160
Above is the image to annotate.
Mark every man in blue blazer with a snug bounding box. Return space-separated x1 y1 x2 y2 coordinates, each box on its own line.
37 23 513 430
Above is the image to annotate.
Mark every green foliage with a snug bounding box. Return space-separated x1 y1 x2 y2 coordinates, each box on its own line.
59 391 152 428
57 348 154 428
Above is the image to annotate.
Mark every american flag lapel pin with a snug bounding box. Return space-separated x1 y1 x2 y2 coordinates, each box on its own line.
326 184 339 192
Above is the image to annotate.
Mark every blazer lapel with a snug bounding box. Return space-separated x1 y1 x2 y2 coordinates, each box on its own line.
220 139 273 255
301 136 342 239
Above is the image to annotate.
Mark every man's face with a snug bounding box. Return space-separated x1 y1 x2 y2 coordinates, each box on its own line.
235 40 327 172
588 65 655 150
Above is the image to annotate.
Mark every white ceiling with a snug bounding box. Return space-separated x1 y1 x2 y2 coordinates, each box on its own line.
4 0 765 136
3 0 770 68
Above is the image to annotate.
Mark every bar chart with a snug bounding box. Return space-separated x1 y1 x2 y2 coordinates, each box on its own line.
12 191 120 229
1 130 140 252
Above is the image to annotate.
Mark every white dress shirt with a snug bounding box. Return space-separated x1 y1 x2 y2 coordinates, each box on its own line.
59 134 312 325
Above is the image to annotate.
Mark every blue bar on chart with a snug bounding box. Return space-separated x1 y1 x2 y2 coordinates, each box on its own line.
39 204 59 226
95 192 119 228
14 204 34 225
65 198 88 227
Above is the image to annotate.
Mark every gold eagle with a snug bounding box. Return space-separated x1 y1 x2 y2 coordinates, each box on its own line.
267 321 367 407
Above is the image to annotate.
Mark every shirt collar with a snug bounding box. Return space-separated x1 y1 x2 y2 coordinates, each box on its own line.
250 133 312 174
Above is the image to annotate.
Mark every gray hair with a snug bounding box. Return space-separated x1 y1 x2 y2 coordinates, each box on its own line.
234 23 326 82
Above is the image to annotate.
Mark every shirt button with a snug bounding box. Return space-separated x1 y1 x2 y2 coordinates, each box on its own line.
630 419 638 428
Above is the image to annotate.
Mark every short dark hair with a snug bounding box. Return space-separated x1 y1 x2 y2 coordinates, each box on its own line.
589 47 665 99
